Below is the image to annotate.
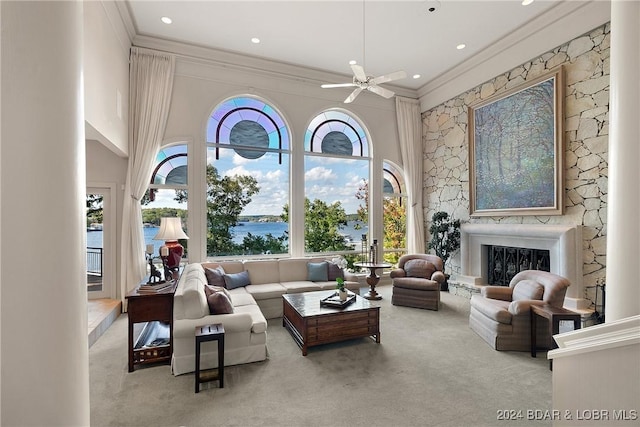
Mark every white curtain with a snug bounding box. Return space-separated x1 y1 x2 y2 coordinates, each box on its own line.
120 48 175 303
395 96 425 254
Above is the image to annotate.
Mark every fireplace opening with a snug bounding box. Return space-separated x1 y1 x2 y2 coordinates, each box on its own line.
488 245 550 286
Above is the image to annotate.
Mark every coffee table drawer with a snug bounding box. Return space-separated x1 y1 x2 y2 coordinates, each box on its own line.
307 310 379 344
312 310 377 325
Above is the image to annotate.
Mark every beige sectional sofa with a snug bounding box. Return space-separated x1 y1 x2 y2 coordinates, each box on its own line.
171 257 359 375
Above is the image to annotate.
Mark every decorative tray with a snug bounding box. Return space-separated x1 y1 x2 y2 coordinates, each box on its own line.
320 292 356 308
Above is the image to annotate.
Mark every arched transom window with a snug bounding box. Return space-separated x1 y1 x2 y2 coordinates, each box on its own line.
382 161 406 264
304 110 370 255
206 97 290 257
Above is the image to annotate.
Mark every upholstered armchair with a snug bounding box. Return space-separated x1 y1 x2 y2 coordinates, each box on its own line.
390 254 445 310
469 270 570 351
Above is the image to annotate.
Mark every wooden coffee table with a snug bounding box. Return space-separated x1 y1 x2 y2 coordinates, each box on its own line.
282 290 380 356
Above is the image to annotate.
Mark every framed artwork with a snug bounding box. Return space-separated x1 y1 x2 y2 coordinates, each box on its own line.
468 66 564 217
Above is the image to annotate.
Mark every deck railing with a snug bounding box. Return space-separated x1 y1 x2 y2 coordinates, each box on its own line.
87 247 103 277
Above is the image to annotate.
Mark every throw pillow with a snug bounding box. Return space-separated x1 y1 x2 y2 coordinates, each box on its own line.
512 279 544 301
327 262 345 281
207 291 234 314
307 261 329 281
404 259 436 279
204 266 226 287
204 284 231 299
223 271 251 290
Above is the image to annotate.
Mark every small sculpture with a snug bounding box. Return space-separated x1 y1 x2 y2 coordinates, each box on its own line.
147 254 164 284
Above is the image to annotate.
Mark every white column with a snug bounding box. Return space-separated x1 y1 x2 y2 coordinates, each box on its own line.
1 2 89 425
606 0 640 322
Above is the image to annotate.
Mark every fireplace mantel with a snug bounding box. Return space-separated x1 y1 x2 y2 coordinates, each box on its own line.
458 223 587 310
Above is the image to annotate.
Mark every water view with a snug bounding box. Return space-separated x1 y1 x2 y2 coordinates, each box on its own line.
86 221 369 252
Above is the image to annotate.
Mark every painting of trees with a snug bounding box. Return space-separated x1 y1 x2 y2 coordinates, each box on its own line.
470 69 563 216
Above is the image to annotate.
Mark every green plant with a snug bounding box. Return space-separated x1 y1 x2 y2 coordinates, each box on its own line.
335 277 346 292
427 211 461 273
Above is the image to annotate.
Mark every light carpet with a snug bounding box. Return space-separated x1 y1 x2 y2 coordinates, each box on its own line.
89 285 552 427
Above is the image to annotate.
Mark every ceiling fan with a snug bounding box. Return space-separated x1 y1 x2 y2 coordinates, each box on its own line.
322 65 406 103
321 0 406 103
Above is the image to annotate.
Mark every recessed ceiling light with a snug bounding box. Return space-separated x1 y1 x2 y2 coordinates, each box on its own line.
349 60 357 65
161 16 172 24
522 0 534 5
456 43 466 50
412 74 421 79
251 37 261 44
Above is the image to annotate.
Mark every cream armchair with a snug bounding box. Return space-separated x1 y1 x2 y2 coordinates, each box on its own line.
469 270 570 351
390 254 445 310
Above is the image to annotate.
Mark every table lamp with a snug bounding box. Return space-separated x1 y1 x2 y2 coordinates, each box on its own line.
154 217 189 279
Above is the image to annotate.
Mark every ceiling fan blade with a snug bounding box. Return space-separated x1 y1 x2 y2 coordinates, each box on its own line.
371 70 407 85
344 87 363 103
350 64 367 82
321 83 357 88
368 85 395 99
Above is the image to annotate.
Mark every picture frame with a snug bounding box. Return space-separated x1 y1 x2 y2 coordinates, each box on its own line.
468 66 564 217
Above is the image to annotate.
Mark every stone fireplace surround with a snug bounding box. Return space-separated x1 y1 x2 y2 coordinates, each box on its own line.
456 223 588 310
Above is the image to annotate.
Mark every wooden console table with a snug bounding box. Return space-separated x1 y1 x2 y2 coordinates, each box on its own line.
126 281 177 372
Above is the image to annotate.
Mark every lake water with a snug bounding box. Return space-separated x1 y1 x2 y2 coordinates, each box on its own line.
86 221 369 251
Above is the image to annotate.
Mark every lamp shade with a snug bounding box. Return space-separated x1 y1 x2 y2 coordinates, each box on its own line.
153 217 189 241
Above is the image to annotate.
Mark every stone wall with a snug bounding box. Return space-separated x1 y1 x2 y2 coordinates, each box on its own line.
422 24 610 308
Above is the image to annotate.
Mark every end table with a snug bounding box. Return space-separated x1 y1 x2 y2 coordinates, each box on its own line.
195 323 225 393
530 304 581 370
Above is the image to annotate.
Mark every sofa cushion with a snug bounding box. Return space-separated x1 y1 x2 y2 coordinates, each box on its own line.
392 277 439 291
245 283 287 300
404 259 436 278
178 276 209 320
512 279 544 301
282 281 322 293
278 258 322 282
228 292 257 307
204 266 226 287
202 261 244 274
244 260 280 285
327 262 345 281
207 291 234 314
223 271 251 290
307 261 329 281
470 294 512 324
234 304 268 334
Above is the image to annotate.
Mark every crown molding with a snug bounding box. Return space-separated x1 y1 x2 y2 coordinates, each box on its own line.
132 34 418 101
418 0 611 112
112 0 136 46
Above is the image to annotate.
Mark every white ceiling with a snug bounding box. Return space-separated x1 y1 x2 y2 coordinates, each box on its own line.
125 0 573 91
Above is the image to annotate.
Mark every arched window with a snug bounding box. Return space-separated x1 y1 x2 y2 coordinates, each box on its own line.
304 110 370 255
151 144 187 186
206 97 290 257
383 161 406 264
144 143 189 256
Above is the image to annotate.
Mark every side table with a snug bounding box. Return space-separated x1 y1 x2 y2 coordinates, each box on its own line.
195 323 225 393
530 304 581 370
354 262 392 300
